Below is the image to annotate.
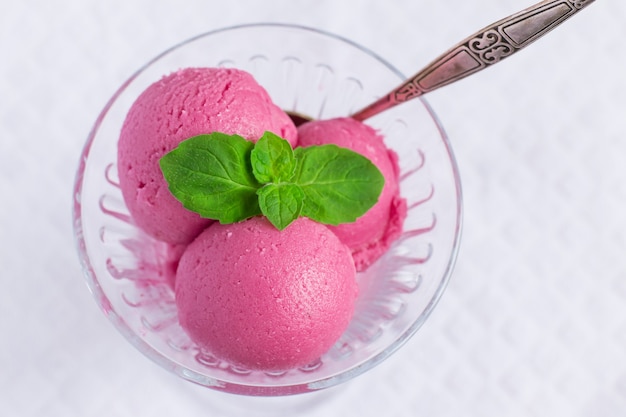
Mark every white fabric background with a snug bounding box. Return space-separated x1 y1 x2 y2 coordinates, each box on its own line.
1 0 625 416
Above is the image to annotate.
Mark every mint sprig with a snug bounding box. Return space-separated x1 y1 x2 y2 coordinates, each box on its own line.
251 132 304 229
160 131 384 230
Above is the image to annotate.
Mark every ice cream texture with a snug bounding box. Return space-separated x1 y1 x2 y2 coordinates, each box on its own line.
297 117 407 271
117 67 297 244
115 66 407 372
175 216 358 371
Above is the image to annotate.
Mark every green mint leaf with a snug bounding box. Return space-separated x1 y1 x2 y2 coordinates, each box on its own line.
159 133 262 223
257 183 304 230
250 131 296 184
293 144 384 225
160 130 386 231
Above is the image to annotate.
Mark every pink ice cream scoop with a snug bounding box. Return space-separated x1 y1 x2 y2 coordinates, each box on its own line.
117 67 297 244
297 117 407 271
175 216 358 372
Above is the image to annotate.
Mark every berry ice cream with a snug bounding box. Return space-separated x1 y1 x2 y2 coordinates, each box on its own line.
175 216 358 371
297 117 406 271
115 66 405 373
117 67 297 244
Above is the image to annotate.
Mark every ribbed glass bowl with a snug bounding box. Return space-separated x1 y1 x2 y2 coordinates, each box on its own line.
73 23 462 396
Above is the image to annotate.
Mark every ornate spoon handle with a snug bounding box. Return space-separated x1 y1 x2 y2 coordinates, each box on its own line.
351 0 596 121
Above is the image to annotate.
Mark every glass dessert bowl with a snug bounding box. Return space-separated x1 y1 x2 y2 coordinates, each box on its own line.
73 23 462 396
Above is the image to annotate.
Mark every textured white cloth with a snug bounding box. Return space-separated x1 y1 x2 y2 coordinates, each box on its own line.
1 1 625 416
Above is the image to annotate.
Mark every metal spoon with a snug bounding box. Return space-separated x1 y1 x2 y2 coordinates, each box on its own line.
348 0 596 122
